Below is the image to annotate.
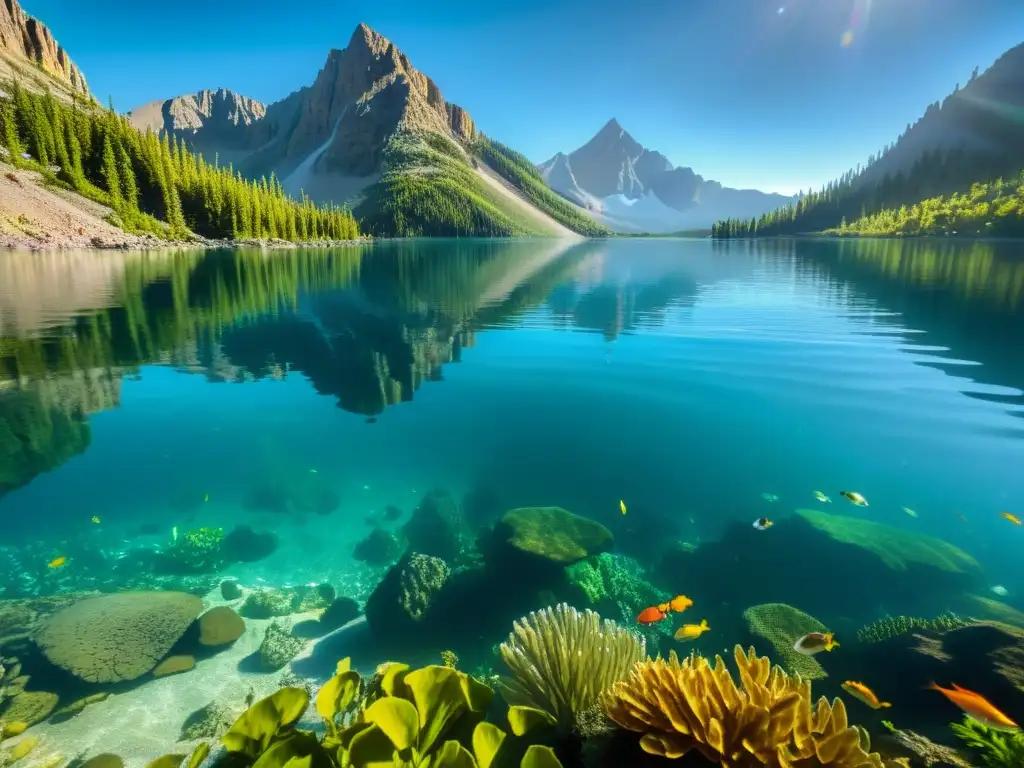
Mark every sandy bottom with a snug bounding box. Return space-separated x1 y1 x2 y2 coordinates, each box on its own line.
0 168 163 251
2 589 394 768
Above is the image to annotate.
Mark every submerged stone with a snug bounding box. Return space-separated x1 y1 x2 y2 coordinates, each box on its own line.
496 506 613 565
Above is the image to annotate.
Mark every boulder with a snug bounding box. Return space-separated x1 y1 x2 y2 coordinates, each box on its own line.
492 506 613 565
34 591 203 683
364 553 449 644
152 654 195 678
197 606 245 647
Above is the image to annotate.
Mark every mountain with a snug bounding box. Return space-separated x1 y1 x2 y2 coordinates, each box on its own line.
539 119 793 233
128 23 607 238
0 0 89 99
855 41 1024 189
127 89 266 160
713 39 1024 238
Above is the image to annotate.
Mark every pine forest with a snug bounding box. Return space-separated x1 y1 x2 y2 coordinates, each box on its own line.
0 82 359 242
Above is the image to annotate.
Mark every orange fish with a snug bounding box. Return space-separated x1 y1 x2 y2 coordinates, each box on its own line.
929 683 1018 730
1000 512 1022 526
47 556 67 569
668 594 693 613
841 681 891 709
637 605 668 624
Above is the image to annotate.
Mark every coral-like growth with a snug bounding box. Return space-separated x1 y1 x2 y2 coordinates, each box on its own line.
742 603 832 680
600 644 889 767
160 527 225 574
498 603 645 729
856 612 970 644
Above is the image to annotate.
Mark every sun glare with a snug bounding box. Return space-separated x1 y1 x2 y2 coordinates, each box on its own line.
841 0 873 48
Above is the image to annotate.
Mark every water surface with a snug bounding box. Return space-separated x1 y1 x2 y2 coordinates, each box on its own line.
1 237 1022 599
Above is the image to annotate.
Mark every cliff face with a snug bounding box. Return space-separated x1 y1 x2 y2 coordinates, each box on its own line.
0 0 88 97
251 22 476 180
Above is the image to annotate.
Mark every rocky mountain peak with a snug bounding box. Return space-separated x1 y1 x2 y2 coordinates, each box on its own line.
0 0 89 97
127 88 266 151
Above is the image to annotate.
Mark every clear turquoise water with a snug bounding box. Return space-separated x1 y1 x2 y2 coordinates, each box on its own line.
1 237 1023 605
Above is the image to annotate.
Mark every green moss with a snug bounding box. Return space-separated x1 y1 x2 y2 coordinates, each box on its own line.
161 527 225 574
795 509 981 574
856 612 970 644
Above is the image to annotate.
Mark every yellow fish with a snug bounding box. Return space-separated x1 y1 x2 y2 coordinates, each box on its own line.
1000 511 1022 526
902 507 918 518
842 681 891 709
840 491 868 507
204 494 210 503
813 491 831 503
674 619 710 641
47 556 67 569
620 499 627 515
91 515 101 524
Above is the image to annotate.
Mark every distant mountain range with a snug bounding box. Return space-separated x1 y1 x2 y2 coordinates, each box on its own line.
539 119 795 233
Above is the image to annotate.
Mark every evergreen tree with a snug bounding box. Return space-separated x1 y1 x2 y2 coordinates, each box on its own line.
100 134 122 207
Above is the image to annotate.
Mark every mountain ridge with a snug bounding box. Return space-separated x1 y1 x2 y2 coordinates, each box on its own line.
539 119 792 233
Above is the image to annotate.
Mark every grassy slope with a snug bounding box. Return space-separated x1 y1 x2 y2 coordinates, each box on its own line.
469 136 611 237
354 132 607 238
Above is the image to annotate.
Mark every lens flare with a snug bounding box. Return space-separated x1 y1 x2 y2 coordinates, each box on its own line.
840 29 855 47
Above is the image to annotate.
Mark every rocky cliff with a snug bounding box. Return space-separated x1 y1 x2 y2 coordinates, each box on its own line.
539 118 792 233
0 0 88 97
127 89 266 154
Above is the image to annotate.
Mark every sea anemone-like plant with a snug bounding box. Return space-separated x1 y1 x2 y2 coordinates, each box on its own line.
600 644 891 767
497 602 645 730
855 612 969 644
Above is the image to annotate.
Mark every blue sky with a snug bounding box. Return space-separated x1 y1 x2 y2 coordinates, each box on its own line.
26 0 1024 194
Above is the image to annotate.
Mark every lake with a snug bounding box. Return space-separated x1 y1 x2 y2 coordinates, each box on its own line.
0 237 1023 762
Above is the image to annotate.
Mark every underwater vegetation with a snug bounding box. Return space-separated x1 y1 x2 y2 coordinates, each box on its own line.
950 716 1024 767
855 612 971 645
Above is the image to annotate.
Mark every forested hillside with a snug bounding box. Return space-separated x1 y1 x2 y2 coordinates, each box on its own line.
0 82 358 241
712 42 1024 239
825 173 1024 237
354 133 607 237
470 137 611 236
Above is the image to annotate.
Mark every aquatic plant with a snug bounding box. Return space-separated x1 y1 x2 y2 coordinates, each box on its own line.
950 716 1024 767
497 603 645 730
855 612 970 644
600 644 890 767
878 721 968 768
217 656 564 768
161 527 225 574
742 603 832 680
441 650 459 669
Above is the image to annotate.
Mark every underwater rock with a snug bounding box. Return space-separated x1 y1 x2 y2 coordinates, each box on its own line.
1 690 58 725
741 603 831 680
152 654 195 678
318 597 360 632
352 527 401 566
197 606 246 647
828 620 1024 735
257 620 304 671
492 506 613 565
178 699 237 741
238 588 294 620
222 525 278 563
461 484 506 530
400 489 465 563
219 580 242 601
365 553 450 645
656 510 982 626
35 591 204 684
315 583 335 604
